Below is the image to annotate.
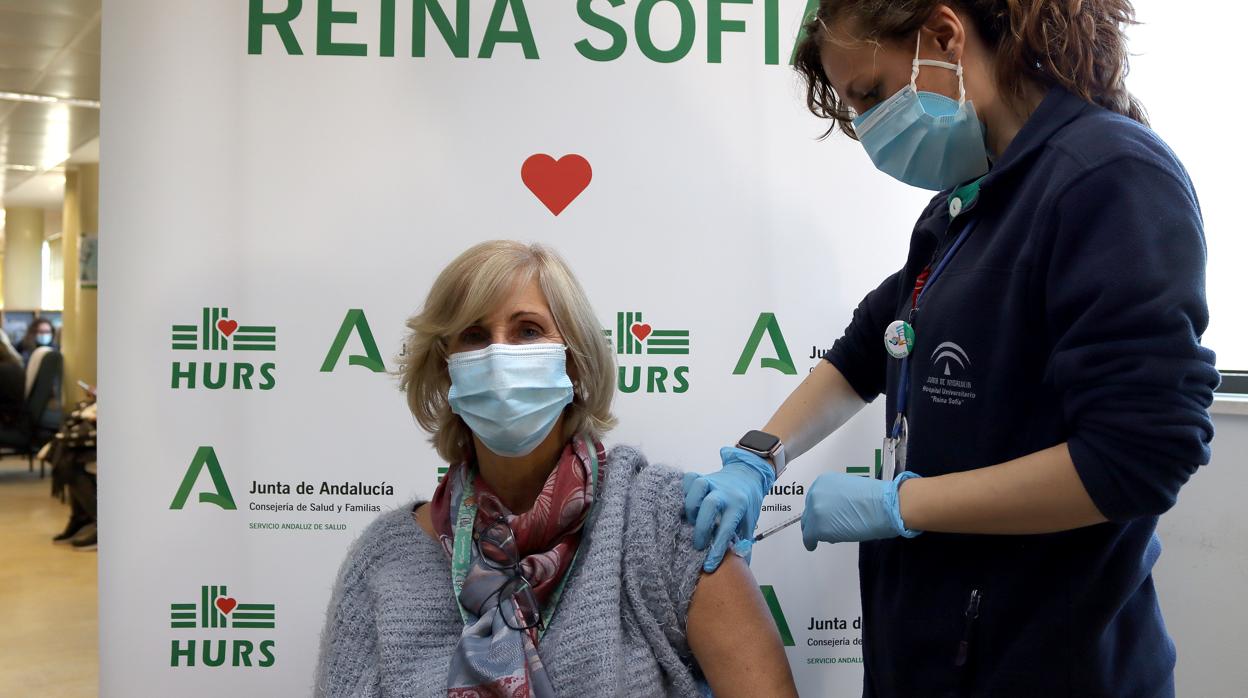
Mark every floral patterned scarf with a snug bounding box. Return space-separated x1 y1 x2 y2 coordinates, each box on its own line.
429 435 605 698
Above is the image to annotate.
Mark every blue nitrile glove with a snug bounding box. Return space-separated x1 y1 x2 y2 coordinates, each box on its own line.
801 471 923 551
731 537 753 566
682 447 777 572
680 479 754 565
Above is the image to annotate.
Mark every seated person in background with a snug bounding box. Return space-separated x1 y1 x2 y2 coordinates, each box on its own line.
19 318 58 365
0 329 22 366
0 340 23 414
316 241 797 697
47 399 99 550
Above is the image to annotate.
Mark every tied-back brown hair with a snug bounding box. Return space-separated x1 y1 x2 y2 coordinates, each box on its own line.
794 0 1147 139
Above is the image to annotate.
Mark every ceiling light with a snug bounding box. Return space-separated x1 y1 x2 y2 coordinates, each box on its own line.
41 153 72 170
0 91 100 110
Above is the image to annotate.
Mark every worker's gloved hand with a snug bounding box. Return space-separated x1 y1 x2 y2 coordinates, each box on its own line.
730 537 754 566
801 471 923 551
682 447 777 572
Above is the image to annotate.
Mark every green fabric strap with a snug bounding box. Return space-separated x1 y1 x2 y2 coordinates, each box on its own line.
448 439 600 640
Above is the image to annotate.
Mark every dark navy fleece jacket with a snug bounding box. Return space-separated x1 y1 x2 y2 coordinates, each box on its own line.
825 86 1219 698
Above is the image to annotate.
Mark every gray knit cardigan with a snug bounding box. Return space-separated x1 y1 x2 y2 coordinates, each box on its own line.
314 445 712 697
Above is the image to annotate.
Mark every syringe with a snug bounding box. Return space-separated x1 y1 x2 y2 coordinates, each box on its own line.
752 512 803 542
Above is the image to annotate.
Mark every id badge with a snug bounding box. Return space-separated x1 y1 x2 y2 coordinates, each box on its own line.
880 416 909 481
896 417 908 475
881 436 898 481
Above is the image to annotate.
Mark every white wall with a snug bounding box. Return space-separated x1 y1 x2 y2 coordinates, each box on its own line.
1155 410 1248 697
1126 4 1245 692
1128 1 1246 370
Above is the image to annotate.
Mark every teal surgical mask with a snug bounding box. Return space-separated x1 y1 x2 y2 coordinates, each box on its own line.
36 332 54 346
447 343 574 458
851 34 990 191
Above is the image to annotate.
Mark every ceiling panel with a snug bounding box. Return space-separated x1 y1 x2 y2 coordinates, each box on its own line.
66 108 98 143
0 10 88 49
0 67 41 91
74 20 100 55
0 0 100 19
0 0 99 205
43 47 100 77
0 138 51 163
0 170 34 197
33 72 100 102
2 106 99 148
3 102 76 131
0 45 60 73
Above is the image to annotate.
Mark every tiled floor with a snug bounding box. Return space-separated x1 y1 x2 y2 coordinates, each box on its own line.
0 456 98 697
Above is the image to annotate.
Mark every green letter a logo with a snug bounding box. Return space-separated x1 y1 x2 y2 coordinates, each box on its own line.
759 585 796 647
321 309 386 373
170 446 237 510
733 313 797 375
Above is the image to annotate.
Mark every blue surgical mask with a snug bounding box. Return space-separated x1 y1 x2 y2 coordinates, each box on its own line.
447 343 575 458
36 332 54 346
851 34 990 191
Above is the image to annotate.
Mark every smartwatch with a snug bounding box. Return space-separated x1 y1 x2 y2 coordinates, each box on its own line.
736 430 787 478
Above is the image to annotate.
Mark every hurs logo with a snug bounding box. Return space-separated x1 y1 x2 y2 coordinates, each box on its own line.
170 446 236 511
734 313 797 375
603 311 690 394
170 307 277 390
169 584 277 668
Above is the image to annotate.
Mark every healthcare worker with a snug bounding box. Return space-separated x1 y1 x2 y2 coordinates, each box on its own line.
682 1 1219 696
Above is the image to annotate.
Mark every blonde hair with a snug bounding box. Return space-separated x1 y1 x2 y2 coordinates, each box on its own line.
398 241 617 464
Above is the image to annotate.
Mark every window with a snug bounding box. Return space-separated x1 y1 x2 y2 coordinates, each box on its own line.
41 238 64 311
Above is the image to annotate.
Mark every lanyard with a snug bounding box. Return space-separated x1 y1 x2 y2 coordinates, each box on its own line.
891 219 978 439
448 443 600 638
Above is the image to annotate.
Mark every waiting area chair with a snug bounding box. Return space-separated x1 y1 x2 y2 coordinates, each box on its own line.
0 348 64 477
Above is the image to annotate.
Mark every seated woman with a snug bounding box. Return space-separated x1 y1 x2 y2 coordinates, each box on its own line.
316 241 796 697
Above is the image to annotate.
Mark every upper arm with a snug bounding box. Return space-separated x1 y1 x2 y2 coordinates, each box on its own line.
1044 156 1220 520
824 270 903 402
619 457 793 696
315 528 385 697
687 556 798 698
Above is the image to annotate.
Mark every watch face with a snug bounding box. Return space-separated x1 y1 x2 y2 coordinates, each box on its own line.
740 430 779 454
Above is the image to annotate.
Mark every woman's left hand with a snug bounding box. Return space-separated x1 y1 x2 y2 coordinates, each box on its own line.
801 471 923 550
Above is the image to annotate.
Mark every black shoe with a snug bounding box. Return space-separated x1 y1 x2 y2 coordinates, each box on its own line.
53 517 91 544
71 524 97 551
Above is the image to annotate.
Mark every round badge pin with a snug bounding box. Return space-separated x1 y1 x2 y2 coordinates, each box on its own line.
884 320 915 359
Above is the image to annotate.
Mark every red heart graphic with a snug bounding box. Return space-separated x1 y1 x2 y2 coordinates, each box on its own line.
215 597 237 615
631 324 653 342
217 319 238 337
521 154 592 216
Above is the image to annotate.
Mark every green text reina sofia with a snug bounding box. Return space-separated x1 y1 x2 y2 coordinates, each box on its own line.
249 0 820 65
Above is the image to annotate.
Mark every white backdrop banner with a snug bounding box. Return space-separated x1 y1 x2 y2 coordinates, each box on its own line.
100 1 935 695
